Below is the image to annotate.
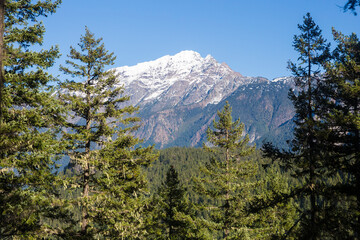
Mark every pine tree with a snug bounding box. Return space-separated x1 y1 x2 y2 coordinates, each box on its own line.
193 101 258 239
320 29 360 238
288 12 330 238
344 0 360 14
149 165 207 240
0 1 72 238
249 165 299 240
59 27 157 238
263 13 331 239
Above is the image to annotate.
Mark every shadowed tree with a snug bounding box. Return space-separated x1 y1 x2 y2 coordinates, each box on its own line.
148 165 208 239
320 29 360 238
263 13 331 239
0 0 74 238
344 0 360 14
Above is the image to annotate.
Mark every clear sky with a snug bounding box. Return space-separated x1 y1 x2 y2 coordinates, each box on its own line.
41 0 359 80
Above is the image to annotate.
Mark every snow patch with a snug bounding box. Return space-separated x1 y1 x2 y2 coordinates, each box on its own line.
272 77 292 83
112 50 233 104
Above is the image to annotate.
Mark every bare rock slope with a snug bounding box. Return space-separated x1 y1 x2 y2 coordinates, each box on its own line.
113 51 294 148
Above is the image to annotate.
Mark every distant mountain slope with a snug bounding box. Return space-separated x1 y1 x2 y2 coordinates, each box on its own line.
111 51 295 148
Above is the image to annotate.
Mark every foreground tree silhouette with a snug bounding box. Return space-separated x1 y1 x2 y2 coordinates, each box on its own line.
263 13 331 239
0 1 73 238
59 27 156 238
320 29 360 238
344 0 360 14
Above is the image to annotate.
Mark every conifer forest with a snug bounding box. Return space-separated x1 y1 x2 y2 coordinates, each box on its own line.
1 0 360 239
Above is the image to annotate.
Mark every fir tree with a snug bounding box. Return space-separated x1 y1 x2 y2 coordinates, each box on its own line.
59 27 156 239
344 0 360 14
0 0 72 238
193 101 257 239
263 13 331 239
149 165 207 240
320 29 360 238
249 165 299 240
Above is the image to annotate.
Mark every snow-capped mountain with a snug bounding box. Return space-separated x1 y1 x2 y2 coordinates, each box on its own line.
111 51 295 148
114 50 264 110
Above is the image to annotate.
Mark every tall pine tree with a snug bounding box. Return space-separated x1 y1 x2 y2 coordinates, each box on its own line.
0 1 71 238
59 27 156 239
263 13 331 239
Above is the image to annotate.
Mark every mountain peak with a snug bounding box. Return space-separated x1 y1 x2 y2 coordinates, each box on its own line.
107 52 294 148
112 51 252 109
171 50 202 60
113 50 220 87
169 50 216 63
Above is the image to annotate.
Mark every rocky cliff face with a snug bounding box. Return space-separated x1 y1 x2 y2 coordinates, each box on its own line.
111 51 295 148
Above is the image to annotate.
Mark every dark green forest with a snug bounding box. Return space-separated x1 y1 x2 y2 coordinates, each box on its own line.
1 0 360 239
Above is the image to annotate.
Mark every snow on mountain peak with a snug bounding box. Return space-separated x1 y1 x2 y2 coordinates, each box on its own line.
113 50 220 88
112 50 245 107
272 76 293 83
172 50 202 61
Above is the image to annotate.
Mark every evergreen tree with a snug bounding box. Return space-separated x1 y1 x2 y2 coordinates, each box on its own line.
147 147 298 239
0 1 72 238
344 0 360 14
263 13 331 239
149 165 207 239
288 12 330 238
59 27 156 238
320 29 360 238
193 101 258 239
249 165 299 240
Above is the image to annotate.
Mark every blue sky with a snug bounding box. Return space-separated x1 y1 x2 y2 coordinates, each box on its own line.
42 0 359 80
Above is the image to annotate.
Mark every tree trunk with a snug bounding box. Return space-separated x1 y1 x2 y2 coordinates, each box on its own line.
0 0 5 123
356 170 360 239
307 35 317 240
224 131 230 239
81 156 90 234
355 103 360 238
81 91 91 234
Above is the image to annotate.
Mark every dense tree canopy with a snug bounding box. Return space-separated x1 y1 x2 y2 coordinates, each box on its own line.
0 1 71 238
319 29 360 238
147 165 208 239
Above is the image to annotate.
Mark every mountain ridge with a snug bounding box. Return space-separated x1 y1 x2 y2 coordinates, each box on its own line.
110 50 295 148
